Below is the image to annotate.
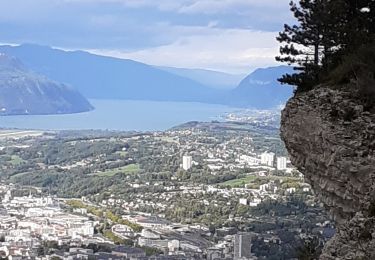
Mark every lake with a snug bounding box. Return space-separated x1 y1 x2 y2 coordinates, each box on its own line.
0 99 238 131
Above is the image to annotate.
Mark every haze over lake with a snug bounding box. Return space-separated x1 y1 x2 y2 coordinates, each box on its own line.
0 100 238 131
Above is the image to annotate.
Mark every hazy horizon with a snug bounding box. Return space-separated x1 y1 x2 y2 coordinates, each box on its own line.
0 0 292 74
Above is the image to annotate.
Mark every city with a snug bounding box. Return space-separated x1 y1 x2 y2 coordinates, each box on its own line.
0 0 373 258
0 112 334 259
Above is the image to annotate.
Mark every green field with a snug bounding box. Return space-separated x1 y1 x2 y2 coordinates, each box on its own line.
10 155 24 165
220 175 302 188
115 151 128 157
95 164 140 177
220 175 257 187
9 171 32 182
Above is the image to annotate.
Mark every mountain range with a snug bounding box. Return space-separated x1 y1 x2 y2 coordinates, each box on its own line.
0 53 93 116
0 44 222 103
0 44 295 113
157 66 244 90
229 66 295 109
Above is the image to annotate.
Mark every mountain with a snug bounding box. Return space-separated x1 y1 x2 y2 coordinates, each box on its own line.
0 53 93 115
229 66 295 109
0 44 222 103
157 66 244 90
0 44 295 109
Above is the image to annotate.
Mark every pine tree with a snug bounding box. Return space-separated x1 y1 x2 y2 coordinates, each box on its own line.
276 0 331 90
334 0 375 52
277 0 375 91
319 0 375 87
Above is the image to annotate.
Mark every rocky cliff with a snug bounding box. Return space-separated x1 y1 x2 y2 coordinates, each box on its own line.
281 86 375 259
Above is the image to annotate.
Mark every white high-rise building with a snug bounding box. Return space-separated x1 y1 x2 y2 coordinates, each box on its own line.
277 157 287 170
261 152 275 167
182 156 192 170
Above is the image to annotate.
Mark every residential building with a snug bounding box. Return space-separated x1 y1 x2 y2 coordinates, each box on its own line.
182 156 192 171
260 152 275 167
276 157 287 170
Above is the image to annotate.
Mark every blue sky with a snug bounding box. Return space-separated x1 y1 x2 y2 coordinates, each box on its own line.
0 0 292 73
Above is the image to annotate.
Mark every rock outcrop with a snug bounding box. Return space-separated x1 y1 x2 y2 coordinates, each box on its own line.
281 86 375 259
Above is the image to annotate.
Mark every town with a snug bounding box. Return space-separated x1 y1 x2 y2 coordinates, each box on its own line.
0 116 334 259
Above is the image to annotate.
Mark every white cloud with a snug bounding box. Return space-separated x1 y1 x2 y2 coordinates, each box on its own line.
62 0 188 11
89 26 280 73
0 0 288 72
179 0 288 14
122 0 186 11
62 0 289 14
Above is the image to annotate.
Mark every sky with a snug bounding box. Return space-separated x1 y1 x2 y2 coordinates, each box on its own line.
0 0 293 74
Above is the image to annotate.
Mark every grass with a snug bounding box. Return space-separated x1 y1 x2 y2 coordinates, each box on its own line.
95 164 140 177
219 175 302 188
220 175 257 187
10 171 30 178
10 155 24 165
115 151 128 157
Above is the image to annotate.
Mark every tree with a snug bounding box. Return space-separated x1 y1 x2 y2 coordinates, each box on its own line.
335 0 375 51
276 0 332 90
276 0 375 92
296 236 322 260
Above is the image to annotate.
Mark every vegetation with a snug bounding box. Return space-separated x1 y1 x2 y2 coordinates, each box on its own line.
277 0 375 97
66 200 143 232
220 175 302 189
10 155 24 165
0 128 332 259
220 175 257 187
103 230 133 246
141 247 163 256
94 163 140 177
296 236 323 260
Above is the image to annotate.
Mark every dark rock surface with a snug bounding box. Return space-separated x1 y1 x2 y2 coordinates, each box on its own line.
281 87 375 259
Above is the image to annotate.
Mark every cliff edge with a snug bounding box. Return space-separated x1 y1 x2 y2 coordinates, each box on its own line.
281 86 375 259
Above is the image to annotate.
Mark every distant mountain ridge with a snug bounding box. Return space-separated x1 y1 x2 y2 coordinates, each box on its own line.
0 53 93 115
0 44 294 109
229 66 295 109
157 66 244 90
0 44 222 103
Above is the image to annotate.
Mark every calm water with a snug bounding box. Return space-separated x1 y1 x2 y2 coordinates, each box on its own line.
0 100 238 131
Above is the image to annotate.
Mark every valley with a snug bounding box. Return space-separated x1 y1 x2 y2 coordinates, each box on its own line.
0 118 333 259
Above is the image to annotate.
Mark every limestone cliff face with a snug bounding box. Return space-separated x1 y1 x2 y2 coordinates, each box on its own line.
281 87 375 259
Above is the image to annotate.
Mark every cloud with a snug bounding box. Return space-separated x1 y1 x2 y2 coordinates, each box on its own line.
62 0 187 11
178 0 288 14
67 0 289 13
120 0 186 11
0 0 290 72
90 26 280 74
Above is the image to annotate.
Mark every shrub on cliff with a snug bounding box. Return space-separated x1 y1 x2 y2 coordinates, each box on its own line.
328 44 375 108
